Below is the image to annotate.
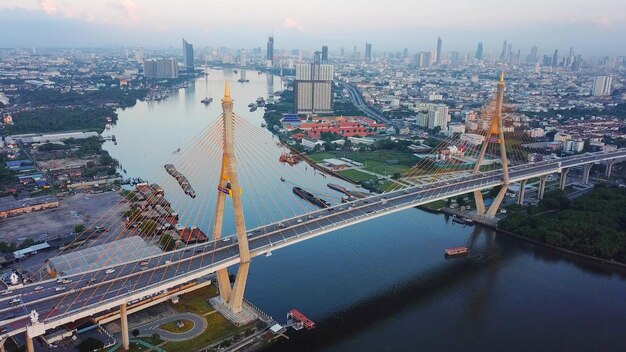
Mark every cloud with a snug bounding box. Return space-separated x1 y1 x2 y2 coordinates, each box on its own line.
282 17 303 30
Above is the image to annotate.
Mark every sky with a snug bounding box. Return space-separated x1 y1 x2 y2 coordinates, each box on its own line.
1 0 626 57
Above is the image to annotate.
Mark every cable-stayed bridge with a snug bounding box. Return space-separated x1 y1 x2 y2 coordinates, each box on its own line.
1 79 625 352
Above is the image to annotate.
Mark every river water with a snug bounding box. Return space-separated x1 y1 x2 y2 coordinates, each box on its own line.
103 70 626 351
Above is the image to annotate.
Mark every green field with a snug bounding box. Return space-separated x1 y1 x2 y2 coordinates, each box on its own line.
161 314 244 352
337 169 375 183
309 150 416 175
160 319 194 333
169 285 218 314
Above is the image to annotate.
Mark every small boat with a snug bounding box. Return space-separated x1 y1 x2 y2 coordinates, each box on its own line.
173 148 180 153
105 123 112 130
201 97 213 105
248 103 255 107
445 247 469 257
261 123 266 128
280 177 285 182
266 251 272 257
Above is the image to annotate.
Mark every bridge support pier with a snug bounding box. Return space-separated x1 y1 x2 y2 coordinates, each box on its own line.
538 175 548 200
605 160 615 178
0 339 6 352
559 168 570 190
120 304 129 350
517 179 527 205
25 333 34 352
486 185 509 218
582 164 593 184
473 190 486 214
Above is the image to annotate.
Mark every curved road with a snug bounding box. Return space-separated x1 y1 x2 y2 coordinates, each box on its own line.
137 312 206 341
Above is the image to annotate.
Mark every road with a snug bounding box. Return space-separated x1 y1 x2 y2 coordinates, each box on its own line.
0 149 624 338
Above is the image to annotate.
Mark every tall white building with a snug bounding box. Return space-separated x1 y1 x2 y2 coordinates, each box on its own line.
592 76 612 96
415 104 449 131
294 63 334 114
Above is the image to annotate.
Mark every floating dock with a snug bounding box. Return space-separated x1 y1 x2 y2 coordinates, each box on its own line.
287 309 315 330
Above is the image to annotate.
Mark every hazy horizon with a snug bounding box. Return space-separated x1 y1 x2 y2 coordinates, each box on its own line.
2 0 626 57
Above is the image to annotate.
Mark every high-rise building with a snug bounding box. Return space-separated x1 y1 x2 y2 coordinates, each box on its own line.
435 37 442 65
340 46 345 57
427 104 449 130
403 48 409 58
266 35 274 66
143 58 178 79
499 40 508 61
321 45 329 64
527 46 538 64
294 59 334 114
592 76 613 96
416 51 432 68
475 42 483 60
239 50 247 67
365 43 372 62
182 38 194 70
552 49 559 67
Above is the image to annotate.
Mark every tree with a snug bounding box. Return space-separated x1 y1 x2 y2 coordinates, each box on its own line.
159 233 176 251
141 220 158 236
76 337 104 352
131 329 140 337
74 224 86 233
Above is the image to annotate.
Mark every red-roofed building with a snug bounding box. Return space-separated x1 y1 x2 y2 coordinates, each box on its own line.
178 227 208 244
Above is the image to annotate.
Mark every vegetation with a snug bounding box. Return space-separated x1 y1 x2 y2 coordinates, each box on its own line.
262 90 294 132
309 150 416 175
337 169 375 183
75 337 104 352
499 185 626 263
169 285 218 314
159 233 176 251
74 224 86 233
161 314 245 352
160 319 194 333
5 107 116 135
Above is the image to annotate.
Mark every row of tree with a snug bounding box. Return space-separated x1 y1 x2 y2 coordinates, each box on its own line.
499 185 626 263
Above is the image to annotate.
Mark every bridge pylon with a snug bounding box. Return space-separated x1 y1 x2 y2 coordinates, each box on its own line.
212 81 251 313
472 73 511 218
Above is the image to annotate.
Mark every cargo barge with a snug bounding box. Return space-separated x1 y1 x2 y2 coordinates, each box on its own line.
164 164 196 198
293 187 330 208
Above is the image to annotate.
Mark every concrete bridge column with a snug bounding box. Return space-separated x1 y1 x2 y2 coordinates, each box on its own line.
120 304 129 350
582 164 593 184
517 179 527 205
25 333 34 352
559 168 570 190
605 160 615 178
538 176 548 200
0 338 6 352
486 185 509 218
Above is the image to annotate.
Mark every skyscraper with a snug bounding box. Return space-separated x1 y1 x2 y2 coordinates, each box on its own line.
182 38 194 70
552 49 559 67
365 43 372 62
435 37 442 65
266 35 274 66
294 57 334 114
340 46 345 57
527 46 538 64
500 40 508 61
475 42 483 60
592 76 613 96
321 45 329 64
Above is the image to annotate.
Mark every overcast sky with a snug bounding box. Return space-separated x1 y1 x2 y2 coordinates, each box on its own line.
1 0 626 57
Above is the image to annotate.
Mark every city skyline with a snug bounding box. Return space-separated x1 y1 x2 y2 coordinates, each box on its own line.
1 0 626 56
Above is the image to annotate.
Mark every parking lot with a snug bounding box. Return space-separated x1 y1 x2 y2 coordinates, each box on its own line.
0 191 125 244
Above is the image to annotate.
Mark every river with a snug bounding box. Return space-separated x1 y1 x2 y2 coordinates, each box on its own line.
102 69 626 351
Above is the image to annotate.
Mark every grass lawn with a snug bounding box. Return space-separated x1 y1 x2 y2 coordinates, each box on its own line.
420 199 447 211
169 284 218 315
308 150 417 175
160 319 194 333
337 169 375 183
161 314 244 352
